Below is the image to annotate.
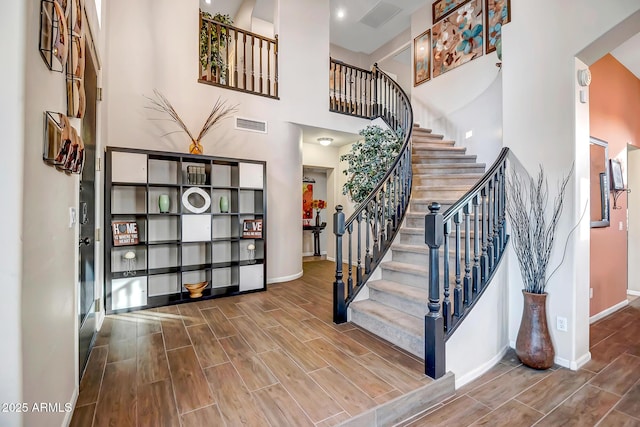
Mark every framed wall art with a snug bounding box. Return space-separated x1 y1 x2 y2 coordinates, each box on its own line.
485 0 511 54
432 0 483 78
432 0 471 24
610 158 624 191
414 29 431 86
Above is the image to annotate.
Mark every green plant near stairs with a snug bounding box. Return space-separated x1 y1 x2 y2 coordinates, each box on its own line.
340 125 402 205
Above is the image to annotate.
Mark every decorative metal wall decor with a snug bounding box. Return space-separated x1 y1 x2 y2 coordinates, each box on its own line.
485 0 511 54
39 0 68 71
43 111 85 174
414 29 431 86
66 0 86 118
432 0 484 78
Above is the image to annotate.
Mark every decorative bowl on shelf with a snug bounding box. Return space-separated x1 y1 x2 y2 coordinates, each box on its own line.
184 281 208 298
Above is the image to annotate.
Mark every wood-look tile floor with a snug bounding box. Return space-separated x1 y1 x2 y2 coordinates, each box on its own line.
404 296 640 427
71 261 432 427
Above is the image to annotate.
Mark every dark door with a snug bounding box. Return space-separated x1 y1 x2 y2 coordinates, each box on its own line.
79 38 98 376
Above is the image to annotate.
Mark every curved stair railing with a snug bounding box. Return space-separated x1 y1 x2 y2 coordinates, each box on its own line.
332 63 413 323
424 147 510 378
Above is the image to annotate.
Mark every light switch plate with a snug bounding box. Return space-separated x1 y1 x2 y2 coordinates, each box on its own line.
69 207 76 228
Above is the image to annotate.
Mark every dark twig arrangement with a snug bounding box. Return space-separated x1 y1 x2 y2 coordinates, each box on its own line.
506 165 573 294
145 89 238 153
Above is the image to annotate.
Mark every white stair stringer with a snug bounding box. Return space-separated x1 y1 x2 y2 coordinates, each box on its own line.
349 125 486 359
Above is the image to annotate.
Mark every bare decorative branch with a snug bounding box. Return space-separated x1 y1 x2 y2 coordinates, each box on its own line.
144 89 238 154
506 165 573 294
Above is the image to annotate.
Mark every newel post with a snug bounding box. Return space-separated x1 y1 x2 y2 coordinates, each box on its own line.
425 202 445 379
333 205 347 323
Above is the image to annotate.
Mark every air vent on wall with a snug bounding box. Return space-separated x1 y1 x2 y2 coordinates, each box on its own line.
235 117 268 133
359 2 401 29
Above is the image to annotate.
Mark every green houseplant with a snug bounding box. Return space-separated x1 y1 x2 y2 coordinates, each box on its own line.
506 164 573 369
199 11 233 83
340 125 402 204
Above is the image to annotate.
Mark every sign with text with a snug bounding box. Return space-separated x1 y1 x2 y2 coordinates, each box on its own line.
112 221 139 246
242 219 263 238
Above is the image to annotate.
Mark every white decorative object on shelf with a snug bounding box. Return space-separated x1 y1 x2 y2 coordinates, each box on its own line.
182 187 211 213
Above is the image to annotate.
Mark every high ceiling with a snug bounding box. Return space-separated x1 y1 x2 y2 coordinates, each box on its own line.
201 0 423 54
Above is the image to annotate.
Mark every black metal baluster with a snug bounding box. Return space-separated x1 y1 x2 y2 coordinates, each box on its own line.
443 219 451 330
453 212 463 317
472 195 481 292
365 206 371 274
487 179 494 273
463 203 473 300
480 187 488 284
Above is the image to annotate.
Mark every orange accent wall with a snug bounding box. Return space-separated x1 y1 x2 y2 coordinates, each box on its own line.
589 54 640 317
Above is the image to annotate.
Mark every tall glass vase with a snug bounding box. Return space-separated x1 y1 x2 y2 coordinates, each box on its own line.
315 210 321 226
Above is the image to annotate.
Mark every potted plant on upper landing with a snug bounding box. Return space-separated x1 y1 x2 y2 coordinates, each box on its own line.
506 164 573 369
199 11 234 84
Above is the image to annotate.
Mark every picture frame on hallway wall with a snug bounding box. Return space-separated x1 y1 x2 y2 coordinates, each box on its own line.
432 0 471 24
432 0 483 78
414 30 431 86
610 158 625 191
485 0 511 54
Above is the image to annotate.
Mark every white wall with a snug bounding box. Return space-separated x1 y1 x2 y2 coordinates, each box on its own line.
629 147 640 294
502 2 640 369
19 1 91 425
446 74 503 167
0 1 26 426
103 0 368 283
447 254 510 388
410 3 501 138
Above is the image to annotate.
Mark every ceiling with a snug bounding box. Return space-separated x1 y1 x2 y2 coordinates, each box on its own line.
201 0 422 54
611 32 640 79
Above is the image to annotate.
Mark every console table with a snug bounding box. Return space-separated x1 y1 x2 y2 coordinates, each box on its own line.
303 223 326 256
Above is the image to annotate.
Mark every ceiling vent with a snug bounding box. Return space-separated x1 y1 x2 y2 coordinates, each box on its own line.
235 117 268 134
359 2 402 29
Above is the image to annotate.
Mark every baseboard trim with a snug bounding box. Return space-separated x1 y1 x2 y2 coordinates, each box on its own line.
572 351 591 370
454 345 510 389
627 290 640 297
267 271 303 284
63 387 79 427
302 251 327 257
590 299 628 324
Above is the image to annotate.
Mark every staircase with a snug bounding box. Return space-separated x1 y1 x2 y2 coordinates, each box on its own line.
349 124 486 358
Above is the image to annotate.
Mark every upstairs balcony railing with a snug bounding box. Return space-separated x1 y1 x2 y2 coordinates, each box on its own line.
199 13 278 99
332 62 413 323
